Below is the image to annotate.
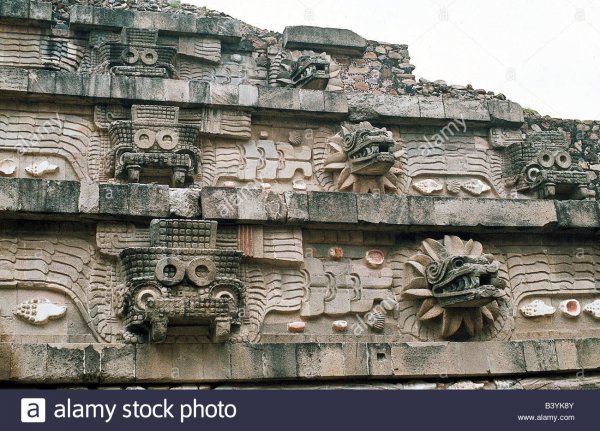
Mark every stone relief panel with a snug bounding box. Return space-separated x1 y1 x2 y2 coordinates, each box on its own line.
0 24 87 71
400 236 511 340
0 220 599 345
0 103 98 182
115 219 245 343
503 131 594 199
0 222 100 344
400 127 505 198
269 49 342 91
94 104 251 186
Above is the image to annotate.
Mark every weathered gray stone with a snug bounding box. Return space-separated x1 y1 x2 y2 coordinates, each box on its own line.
0 67 28 92
356 194 409 224
169 188 201 219
18 179 80 214
200 187 239 219
101 345 135 383
488 99 524 125
283 26 367 55
409 197 558 228
418 96 446 119
99 184 169 217
554 200 600 228
258 87 300 110
308 192 358 223
348 93 421 122
284 191 309 223
443 97 491 122
523 340 559 373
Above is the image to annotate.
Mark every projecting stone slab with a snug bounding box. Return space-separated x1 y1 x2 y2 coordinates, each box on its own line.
348 93 421 122
443 97 491 122
0 0 52 22
409 197 558 227
488 99 525 125
69 6 241 41
283 25 367 55
308 192 358 223
418 96 446 119
0 68 28 92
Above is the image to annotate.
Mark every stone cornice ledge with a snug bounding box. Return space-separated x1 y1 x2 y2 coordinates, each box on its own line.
69 5 241 42
201 188 600 230
0 0 52 24
0 179 598 230
0 68 348 115
2 338 597 382
348 92 524 126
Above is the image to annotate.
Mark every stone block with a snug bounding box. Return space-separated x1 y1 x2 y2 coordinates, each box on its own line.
200 187 239 219
488 99 524 125
169 188 201 218
0 0 29 19
299 89 325 111
78 181 99 214
18 179 79 214
55 72 84 97
391 342 458 377
28 69 56 94
356 194 409 224
0 343 10 380
83 73 111 99
443 97 491 122
29 1 53 22
283 26 367 55
195 17 241 43
0 67 28 92
91 6 134 29
258 87 300 111
0 179 18 211
418 95 446 119
342 342 369 376
189 80 210 103
11 343 48 381
97 345 134 383
237 189 287 222
308 192 358 223
202 344 231 380
168 344 203 381
230 343 264 380
135 344 174 382
576 338 600 369
128 184 170 217
261 344 297 379
523 340 559 373
410 197 558 228
368 343 393 376
324 91 348 113
554 339 580 371
238 84 259 106
484 341 526 375
284 191 309 223
99 184 169 217
209 84 239 106
348 93 420 122
46 344 85 383
555 200 600 228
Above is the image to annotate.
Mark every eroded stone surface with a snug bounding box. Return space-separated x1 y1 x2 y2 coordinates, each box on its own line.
0 1 599 388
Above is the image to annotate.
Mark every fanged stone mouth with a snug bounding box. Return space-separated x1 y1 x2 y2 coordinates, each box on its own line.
432 273 497 298
349 142 394 161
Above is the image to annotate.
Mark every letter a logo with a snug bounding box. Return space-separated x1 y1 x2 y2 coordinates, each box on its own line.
21 398 46 423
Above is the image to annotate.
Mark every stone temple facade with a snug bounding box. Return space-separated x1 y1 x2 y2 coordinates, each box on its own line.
1 0 600 390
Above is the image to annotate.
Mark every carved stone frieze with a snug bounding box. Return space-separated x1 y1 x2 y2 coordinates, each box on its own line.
117 219 244 343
